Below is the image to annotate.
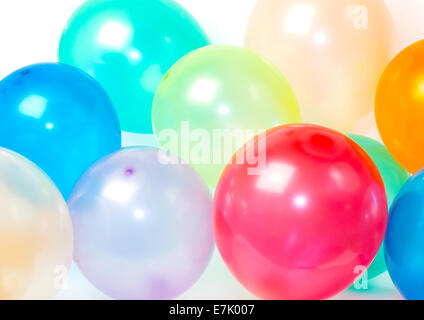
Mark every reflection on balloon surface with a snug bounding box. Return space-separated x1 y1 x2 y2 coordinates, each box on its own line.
68 147 214 300
0 63 122 199
375 40 424 174
348 135 409 280
385 169 424 300
152 45 302 187
0 148 73 300
59 0 210 133
245 0 395 132
214 124 388 300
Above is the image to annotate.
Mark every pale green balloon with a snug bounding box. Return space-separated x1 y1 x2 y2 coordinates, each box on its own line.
348 134 410 280
152 45 302 187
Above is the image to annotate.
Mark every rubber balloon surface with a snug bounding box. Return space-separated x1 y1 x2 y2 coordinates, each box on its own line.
375 40 424 174
0 63 122 199
348 135 409 280
0 148 73 300
59 0 210 133
385 169 424 300
214 124 387 300
68 147 214 300
152 45 301 187
245 0 395 132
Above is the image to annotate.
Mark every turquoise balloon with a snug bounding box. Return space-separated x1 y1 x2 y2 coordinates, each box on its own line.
59 0 210 134
348 135 409 280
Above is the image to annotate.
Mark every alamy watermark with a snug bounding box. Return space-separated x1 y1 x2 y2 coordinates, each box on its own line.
353 265 369 290
353 5 369 30
156 121 267 176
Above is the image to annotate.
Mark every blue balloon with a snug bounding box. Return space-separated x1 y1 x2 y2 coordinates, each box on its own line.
0 63 121 199
385 169 424 299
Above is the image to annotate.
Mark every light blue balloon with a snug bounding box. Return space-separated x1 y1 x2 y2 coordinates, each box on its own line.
59 0 210 134
385 169 424 299
0 63 122 199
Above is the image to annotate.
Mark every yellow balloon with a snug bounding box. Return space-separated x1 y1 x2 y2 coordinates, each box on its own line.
245 0 395 132
0 149 73 300
152 45 301 187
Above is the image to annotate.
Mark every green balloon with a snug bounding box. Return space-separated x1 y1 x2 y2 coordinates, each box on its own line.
348 134 410 280
152 45 302 187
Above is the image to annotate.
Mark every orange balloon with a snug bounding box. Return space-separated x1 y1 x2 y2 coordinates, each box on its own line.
375 40 424 174
245 0 395 133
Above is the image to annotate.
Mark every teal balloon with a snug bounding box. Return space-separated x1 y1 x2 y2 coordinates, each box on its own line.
348 134 410 280
59 0 210 134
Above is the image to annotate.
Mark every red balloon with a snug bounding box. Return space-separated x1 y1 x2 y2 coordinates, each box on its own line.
213 124 387 300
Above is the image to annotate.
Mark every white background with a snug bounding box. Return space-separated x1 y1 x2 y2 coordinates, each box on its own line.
0 0 422 300
1 0 424 79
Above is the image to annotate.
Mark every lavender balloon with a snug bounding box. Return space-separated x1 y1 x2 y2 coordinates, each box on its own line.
68 147 214 300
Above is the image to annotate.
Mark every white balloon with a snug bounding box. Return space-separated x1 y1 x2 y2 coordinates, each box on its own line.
0 148 73 299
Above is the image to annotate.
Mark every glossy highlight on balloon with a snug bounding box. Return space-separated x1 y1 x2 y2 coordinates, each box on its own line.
59 0 210 134
385 169 424 300
0 148 73 300
0 63 122 199
348 135 409 280
152 45 302 187
245 0 395 132
68 147 214 300
214 124 388 300
375 40 424 174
